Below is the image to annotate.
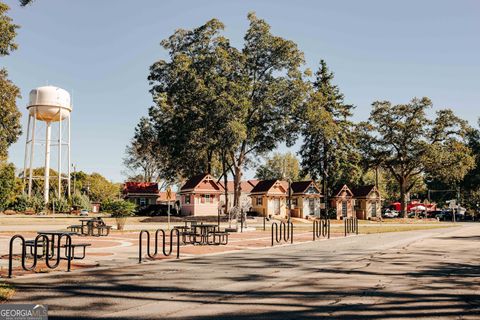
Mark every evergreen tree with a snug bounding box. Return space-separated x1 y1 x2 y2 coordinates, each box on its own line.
299 60 360 198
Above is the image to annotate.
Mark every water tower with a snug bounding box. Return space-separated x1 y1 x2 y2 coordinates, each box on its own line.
23 86 72 204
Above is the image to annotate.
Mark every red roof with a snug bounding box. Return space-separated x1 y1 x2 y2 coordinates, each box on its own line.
124 182 159 194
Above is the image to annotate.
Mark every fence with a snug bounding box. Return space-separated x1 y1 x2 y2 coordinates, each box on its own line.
344 217 359 236
313 218 330 240
8 234 73 278
138 228 180 263
271 220 293 246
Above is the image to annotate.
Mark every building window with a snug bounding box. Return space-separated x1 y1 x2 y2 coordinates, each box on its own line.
184 195 191 204
139 198 146 206
256 197 263 206
372 201 377 217
292 198 298 207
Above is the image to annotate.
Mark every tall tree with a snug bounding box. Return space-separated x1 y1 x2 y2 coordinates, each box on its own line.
123 117 169 184
148 13 307 207
255 152 301 181
299 60 359 196
358 97 474 216
0 2 21 159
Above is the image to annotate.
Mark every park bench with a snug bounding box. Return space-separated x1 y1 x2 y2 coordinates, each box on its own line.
25 239 47 257
67 225 83 233
207 230 229 245
60 243 91 260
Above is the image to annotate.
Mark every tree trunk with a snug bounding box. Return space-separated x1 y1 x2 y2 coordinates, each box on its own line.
399 177 408 218
221 152 229 215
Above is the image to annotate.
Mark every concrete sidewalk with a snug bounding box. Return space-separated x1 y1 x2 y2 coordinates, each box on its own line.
6 223 480 319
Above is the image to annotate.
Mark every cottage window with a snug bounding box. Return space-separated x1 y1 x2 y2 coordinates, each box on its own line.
256 197 263 206
292 198 298 207
184 195 191 204
371 201 377 217
342 201 347 217
139 198 146 206
210 194 214 203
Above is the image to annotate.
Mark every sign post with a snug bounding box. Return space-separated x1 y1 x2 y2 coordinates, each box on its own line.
166 187 172 230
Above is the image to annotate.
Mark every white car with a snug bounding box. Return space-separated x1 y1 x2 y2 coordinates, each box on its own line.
79 209 89 217
383 210 399 218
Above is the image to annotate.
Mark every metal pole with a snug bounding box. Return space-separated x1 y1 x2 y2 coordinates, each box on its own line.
44 122 52 204
167 199 171 230
22 114 31 193
67 115 71 197
28 112 37 198
58 112 62 198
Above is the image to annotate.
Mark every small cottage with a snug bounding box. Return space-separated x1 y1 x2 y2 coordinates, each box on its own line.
331 184 355 220
352 185 382 219
290 181 322 219
179 174 223 216
123 182 159 207
250 180 288 218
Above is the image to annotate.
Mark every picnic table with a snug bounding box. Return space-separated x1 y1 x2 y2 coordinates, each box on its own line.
36 230 78 256
187 223 218 245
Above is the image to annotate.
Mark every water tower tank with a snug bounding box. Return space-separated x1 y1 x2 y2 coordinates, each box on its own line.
27 86 72 122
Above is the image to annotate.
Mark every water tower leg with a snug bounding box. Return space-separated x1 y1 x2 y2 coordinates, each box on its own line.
27 113 37 198
22 115 31 194
44 122 51 205
67 115 71 197
58 114 62 198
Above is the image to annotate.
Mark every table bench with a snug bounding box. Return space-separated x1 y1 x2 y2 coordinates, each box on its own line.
60 243 91 260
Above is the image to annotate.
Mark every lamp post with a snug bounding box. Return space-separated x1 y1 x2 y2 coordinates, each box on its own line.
288 178 292 221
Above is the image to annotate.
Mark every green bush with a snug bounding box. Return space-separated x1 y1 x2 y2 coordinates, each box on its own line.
69 193 91 211
48 197 70 213
8 194 30 212
29 194 45 213
102 199 136 217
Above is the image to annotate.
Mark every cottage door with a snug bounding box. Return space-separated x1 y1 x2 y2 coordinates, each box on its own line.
342 201 347 217
274 198 280 215
371 202 377 217
308 198 315 215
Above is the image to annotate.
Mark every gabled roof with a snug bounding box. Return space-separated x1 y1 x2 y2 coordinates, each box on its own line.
180 173 222 193
351 185 377 198
180 174 209 191
250 179 287 195
218 180 259 193
124 182 159 195
290 181 320 194
332 184 353 197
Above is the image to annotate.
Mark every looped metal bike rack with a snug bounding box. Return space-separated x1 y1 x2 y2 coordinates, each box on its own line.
8 233 73 278
344 217 359 236
271 220 293 246
138 228 180 263
313 218 330 240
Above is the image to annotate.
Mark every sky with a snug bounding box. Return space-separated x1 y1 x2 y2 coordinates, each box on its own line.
3 0 480 183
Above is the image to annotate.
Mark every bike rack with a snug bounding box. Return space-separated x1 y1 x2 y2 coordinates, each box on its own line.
313 218 330 240
138 228 180 263
8 233 73 278
344 217 359 236
271 220 293 246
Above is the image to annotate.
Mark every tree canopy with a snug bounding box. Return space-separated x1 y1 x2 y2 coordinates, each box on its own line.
255 152 301 182
358 97 475 215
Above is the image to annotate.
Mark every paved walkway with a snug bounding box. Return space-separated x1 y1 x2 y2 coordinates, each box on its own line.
7 223 480 319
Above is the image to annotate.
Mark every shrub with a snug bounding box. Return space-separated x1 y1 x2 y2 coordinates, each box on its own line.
69 193 91 211
8 194 30 212
29 194 45 213
102 199 136 217
48 197 70 213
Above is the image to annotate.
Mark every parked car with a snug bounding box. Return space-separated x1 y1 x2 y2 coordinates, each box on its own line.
383 209 399 218
79 209 89 217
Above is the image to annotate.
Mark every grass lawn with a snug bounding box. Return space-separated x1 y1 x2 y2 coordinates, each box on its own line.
0 283 15 301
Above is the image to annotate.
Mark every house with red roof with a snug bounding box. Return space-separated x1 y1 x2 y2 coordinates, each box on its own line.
351 185 381 219
123 182 159 207
290 180 322 218
179 174 223 216
249 179 288 218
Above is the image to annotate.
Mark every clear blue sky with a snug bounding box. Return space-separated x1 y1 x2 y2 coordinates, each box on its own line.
3 0 480 182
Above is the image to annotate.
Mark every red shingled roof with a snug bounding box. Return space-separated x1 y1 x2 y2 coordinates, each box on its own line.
124 182 159 194
180 174 209 191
